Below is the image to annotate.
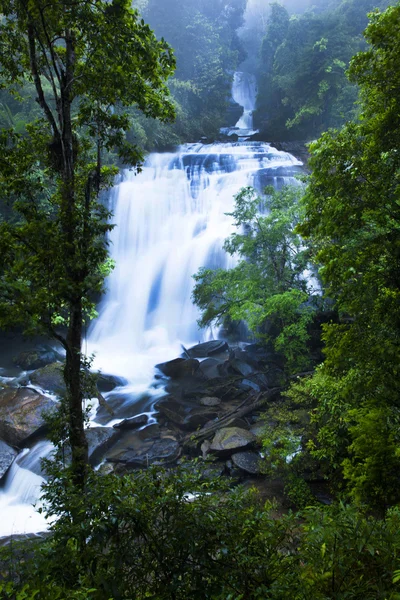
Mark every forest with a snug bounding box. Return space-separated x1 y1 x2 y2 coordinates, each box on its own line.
1 0 400 598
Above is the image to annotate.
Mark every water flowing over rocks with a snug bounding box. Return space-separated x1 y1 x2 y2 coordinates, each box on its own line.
0 69 306 538
29 362 65 396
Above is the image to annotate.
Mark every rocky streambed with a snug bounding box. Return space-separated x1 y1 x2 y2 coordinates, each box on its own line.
0 338 296 520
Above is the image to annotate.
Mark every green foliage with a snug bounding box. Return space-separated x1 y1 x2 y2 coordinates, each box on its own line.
255 0 392 140
295 3 400 509
193 184 318 372
125 0 247 148
0 0 175 483
4 469 400 599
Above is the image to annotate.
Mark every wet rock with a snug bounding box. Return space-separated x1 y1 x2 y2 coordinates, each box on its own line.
97 373 128 393
200 396 221 407
30 362 65 396
64 427 120 466
0 440 18 480
113 414 148 430
86 427 120 465
156 358 200 379
229 359 254 377
110 437 181 468
0 387 56 446
186 340 228 358
201 440 211 459
13 347 62 371
239 379 261 393
232 451 262 475
156 399 217 430
197 358 221 379
210 427 256 455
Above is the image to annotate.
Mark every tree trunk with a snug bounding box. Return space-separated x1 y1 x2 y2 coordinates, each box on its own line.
65 300 88 488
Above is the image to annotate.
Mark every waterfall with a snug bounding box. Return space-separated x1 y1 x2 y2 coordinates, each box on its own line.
87 141 302 390
0 441 53 537
232 72 258 131
0 72 302 540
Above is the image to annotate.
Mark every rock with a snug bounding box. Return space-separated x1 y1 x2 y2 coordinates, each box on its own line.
156 399 217 430
155 358 200 379
186 340 228 358
229 359 254 377
96 373 128 393
232 451 262 475
63 427 120 466
200 396 221 407
86 427 120 465
0 387 56 446
201 464 225 480
210 427 256 455
13 347 62 371
0 440 18 480
239 379 261 393
110 437 181 468
197 358 221 379
30 362 65 396
201 440 211 459
113 414 148 430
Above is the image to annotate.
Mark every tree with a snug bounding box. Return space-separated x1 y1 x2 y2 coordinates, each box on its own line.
193 185 318 373
254 0 392 140
0 0 175 486
297 3 400 509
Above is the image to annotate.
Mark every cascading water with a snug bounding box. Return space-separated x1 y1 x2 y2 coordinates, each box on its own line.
232 71 258 131
0 441 53 536
87 142 302 391
0 71 302 539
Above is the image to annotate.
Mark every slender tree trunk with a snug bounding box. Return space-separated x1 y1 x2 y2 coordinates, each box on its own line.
65 300 88 488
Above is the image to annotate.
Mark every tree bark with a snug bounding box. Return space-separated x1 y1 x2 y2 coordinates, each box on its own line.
65 300 88 488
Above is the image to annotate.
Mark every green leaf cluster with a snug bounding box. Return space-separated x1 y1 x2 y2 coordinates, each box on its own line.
255 0 392 140
192 184 319 372
292 2 400 510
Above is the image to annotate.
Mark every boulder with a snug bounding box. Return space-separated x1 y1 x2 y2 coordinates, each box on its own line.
113 414 148 430
156 398 217 430
200 396 221 407
0 387 56 446
239 379 261 393
197 358 221 379
155 358 200 379
110 437 181 468
231 451 262 475
63 427 120 466
229 359 254 377
210 427 256 455
86 427 120 465
97 373 128 393
13 347 62 371
0 440 18 480
186 340 228 358
30 362 65 396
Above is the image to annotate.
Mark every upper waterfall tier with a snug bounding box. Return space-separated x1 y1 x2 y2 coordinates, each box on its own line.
232 72 258 133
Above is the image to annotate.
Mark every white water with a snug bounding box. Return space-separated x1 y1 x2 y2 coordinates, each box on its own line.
87 141 302 388
0 442 53 536
0 71 302 539
232 71 258 132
